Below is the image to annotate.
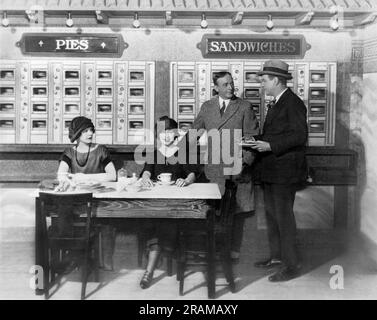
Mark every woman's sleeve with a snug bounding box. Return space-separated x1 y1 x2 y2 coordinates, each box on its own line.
140 150 156 177
59 148 72 169
99 145 112 167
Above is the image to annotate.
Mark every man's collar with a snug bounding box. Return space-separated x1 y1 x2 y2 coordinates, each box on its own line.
275 88 288 103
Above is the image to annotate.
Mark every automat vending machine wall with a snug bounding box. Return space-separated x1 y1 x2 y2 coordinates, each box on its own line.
170 61 337 146
0 60 155 145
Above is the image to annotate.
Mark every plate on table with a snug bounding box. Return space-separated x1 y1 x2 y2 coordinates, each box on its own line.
157 180 176 186
75 181 102 189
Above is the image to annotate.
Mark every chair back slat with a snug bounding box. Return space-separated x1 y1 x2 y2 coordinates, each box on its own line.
39 192 93 238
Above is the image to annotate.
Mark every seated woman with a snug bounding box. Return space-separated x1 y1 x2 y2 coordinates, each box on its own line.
139 116 197 289
56 116 117 271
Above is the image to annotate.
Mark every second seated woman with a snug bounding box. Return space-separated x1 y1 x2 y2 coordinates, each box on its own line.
139 116 198 289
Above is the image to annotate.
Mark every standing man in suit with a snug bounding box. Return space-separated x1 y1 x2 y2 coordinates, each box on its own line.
250 59 308 281
191 71 259 260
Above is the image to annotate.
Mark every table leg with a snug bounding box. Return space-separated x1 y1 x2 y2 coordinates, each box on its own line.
207 208 216 299
35 197 44 295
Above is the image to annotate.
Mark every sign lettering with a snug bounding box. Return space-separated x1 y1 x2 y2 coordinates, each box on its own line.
199 35 310 59
17 33 127 57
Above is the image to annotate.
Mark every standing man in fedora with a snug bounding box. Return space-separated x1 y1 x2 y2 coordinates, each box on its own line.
250 59 308 281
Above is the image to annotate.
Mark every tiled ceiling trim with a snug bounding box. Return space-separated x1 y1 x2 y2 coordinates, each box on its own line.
1 0 376 11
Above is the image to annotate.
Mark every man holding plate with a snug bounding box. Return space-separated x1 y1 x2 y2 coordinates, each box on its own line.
250 59 308 282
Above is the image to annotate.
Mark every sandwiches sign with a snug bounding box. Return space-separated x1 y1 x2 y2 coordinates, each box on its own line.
198 34 311 59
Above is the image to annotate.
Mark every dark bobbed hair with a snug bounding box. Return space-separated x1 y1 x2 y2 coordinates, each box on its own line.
155 116 178 136
212 71 232 86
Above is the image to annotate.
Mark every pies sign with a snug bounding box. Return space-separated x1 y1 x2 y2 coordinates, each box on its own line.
17 33 128 57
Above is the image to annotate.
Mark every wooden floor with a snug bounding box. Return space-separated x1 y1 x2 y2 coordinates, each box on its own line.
1 216 377 300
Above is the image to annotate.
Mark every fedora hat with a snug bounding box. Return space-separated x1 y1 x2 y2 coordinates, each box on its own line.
257 59 292 80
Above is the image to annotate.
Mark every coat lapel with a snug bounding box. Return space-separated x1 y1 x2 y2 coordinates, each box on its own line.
218 96 240 130
264 88 291 126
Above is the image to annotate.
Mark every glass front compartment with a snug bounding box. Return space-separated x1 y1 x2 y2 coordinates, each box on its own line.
32 103 47 113
178 87 194 99
32 70 47 80
129 120 144 130
64 87 80 96
244 88 260 99
178 104 194 114
32 120 47 129
64 70 80 80
244 71 259 83
0 86 15 96
178 121 193 131
129 71 145 81
0 103 15 112
97 103 112 113
310 88 327 100
97 71 112 80
0 70 15 80
0 119 14 128
309 121 325 133
97 119 112 129
129 103 144 114
178 71 194 83
129 87 144 97
309 103 326 116
64 103 80 113
310 71 327 83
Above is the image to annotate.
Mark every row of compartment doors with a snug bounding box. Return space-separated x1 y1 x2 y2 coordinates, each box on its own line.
0 60 336 146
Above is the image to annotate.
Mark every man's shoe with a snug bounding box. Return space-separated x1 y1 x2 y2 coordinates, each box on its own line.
254 258 282 268
268 265 301 282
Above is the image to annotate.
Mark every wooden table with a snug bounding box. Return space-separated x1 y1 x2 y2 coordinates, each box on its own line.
34 182 222 299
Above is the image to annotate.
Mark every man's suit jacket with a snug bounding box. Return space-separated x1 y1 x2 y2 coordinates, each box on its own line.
192 95 259 196
256 88 308 184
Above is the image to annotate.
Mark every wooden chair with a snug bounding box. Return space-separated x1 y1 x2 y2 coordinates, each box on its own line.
39 192 100 300
176 180 237 297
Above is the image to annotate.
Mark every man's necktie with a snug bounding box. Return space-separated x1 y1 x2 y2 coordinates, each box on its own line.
220 101 226 117
267 99 276 110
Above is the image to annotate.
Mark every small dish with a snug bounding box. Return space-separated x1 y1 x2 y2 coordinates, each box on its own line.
126 184 142 192
157 181 175 186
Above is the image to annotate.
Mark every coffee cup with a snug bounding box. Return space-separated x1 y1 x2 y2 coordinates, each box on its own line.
157 173 172 184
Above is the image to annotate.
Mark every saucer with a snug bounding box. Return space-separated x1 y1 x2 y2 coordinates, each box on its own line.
157 180 175 186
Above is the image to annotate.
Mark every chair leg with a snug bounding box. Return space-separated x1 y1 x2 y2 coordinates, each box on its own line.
167 255 173 277
81 248 90 300
177 230 186 295
221 244 236 293
137 232 145 268
94 241 100 282
43 249 50 299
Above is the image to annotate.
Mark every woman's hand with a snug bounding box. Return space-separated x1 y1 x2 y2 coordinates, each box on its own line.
55 178 71 192
175 178 187 187
141 177 153 188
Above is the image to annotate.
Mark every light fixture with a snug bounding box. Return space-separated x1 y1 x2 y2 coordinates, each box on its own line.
25 9 38 23
266 15 274 30
354 12 377 26
95 10 108 24
66 12 74 27
165 11 172 25
133 12 141 28
296 11 314 25
2 12 9 27
200 13 208 29
329 14 339 31
232 11 244 25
